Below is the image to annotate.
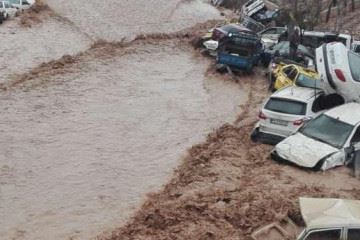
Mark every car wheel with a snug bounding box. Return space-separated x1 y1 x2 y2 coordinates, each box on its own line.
250 128 260 143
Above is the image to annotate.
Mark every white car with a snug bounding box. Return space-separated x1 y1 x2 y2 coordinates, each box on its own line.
302 31 352 49
0 1 17 19
316 42 360 103
297 198 360 240
272 103 360 170
252 197 360 240
251 86 327 144
8 0 31 10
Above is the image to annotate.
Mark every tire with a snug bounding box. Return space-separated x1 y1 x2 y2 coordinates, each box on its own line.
250 128 260 143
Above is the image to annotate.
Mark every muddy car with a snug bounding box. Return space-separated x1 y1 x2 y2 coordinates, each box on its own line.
252 197 360 240
316 42 360 103
272 103 360 170
262 41 314 67
251 86 326 145
297 197 360 240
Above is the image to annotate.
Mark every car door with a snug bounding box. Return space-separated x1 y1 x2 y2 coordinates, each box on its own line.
301 228 343 240
346 228 360 240
274 65 295 89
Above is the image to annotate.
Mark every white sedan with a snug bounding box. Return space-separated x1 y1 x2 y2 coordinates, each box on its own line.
316 42 360 103
251 86 329 145
272 103 360 170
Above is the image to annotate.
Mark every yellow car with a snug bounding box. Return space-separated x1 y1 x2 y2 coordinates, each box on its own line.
271 63 319 91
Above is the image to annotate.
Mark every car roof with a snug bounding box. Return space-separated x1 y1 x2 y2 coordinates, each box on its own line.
271 86 322 103
300 198 360 229
325 102 360 125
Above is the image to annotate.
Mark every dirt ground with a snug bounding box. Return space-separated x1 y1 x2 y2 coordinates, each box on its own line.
97 67 360 239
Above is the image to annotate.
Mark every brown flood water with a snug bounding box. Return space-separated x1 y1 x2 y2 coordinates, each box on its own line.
0 42 247 240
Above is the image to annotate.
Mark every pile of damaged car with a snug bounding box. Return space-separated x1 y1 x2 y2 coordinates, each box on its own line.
200 0 360 172
251 39 360 171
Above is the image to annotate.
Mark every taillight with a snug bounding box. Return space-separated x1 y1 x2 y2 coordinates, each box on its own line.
293 118 304 126
258 111 267 120
334 69 346 82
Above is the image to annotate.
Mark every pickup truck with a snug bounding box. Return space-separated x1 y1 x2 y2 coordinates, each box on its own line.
217 32 263 72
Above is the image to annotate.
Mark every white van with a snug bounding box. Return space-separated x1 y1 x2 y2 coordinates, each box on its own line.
8 0 31 10
0 1 17 18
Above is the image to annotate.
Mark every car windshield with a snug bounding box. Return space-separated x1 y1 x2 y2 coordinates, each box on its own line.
265 97 306 115
349 52 360 82
300 114 354 148
296 73 319 88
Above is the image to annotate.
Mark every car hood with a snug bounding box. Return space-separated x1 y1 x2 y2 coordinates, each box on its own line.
275 133 338 168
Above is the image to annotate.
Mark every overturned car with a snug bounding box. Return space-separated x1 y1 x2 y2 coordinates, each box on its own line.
271 102 360 170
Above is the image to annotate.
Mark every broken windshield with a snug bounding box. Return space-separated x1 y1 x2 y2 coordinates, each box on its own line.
300 114 354 148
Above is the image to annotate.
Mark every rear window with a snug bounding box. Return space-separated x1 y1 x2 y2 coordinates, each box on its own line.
296 73 319 88
221 25 240 33
349 52 360 82
265 98 306 115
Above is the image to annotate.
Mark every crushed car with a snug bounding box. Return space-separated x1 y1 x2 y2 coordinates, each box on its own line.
259 27 286 48
316 42 360 103
203 23 255 56
251 86 328 145
252 197 360 240
270 63 318 91
216 31 263 73
241 0 265 19
272 102 360 171
262 41 314 67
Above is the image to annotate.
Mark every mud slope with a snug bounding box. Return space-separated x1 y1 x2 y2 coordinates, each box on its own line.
0 39 247 240
45 0 221 41
99 72 360 240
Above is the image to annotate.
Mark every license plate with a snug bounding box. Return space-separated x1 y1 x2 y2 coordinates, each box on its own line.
270 119 288 126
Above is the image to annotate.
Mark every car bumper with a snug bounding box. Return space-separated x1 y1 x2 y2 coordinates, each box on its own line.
251 128 285 145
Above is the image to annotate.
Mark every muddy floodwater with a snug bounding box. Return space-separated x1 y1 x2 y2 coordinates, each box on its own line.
0 42 246 240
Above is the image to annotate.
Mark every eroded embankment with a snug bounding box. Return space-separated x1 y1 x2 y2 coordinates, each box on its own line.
98 70 360 240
